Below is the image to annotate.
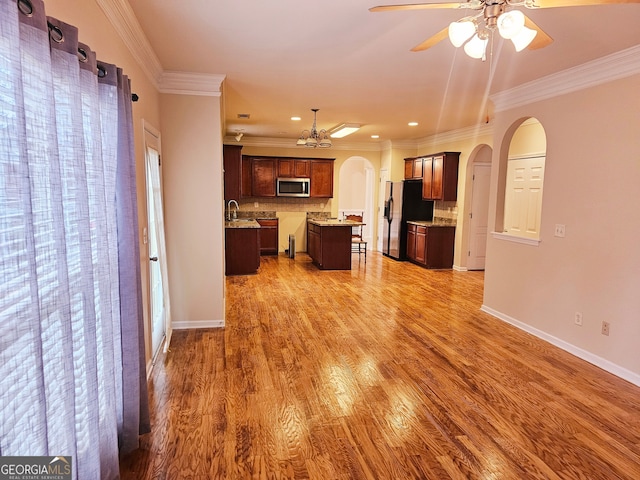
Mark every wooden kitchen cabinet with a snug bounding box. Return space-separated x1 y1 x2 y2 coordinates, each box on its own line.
404 157 423 179
225 225 260 275
406 223 416 260
422 152 460 201
278 159 310 178
257 218 279 255
242 156 333 198
249 157 277 197
309 160 334 198
406 223 456 269
306 220 352 270
224 145 242 201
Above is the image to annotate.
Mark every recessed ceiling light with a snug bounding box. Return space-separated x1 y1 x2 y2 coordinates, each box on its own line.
291 116 301 121
408 122 418 127
371 135 379 139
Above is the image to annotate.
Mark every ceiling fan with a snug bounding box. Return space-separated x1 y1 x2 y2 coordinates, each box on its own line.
370 0 640 58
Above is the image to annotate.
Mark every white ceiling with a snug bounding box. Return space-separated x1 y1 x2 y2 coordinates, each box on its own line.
126 0 640 145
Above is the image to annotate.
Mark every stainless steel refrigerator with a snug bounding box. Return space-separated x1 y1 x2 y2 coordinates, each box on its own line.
382 180 434 260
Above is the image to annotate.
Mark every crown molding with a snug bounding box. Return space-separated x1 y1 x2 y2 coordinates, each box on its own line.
418 122 493 149
491 44 640 112
95 0 163 87
225 136 383 152
159 72 226 96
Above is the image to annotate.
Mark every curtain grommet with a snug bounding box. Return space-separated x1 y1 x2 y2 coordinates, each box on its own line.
97 64 107 78
78 48 88 63
17 0 34 17
47 22 64 44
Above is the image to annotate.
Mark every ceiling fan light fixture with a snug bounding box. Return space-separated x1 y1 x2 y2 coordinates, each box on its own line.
448 19 476 48
330 123 361 138
497 9 525 40
464 33 488 59
511 25 537 52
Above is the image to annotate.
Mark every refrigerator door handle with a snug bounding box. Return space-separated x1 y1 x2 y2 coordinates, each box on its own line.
388 198 393 222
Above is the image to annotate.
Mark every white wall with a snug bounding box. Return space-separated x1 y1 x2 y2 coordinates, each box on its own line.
483 74 640 384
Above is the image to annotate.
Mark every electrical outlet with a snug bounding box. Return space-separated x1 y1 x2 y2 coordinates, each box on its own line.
574 312 583 326
601 321 610 336
554 224 566 237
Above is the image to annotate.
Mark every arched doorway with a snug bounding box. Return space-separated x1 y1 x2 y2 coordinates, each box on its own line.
338 156 375 246
465 144 492 271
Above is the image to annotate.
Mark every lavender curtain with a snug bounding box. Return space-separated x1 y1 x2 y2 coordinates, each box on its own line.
0 0 149 478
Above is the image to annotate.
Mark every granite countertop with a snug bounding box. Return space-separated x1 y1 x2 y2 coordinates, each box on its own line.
307 218 364 227
235 210 277 220
407 220 456 227
225 219 261 229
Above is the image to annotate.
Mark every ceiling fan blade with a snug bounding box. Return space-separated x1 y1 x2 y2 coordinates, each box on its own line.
530 0 640 7
370 2 473 12
523 15 553 50
410 27 450 52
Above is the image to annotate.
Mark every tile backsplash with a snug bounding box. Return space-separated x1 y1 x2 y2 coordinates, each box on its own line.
433 200 458 224
237 198 333 214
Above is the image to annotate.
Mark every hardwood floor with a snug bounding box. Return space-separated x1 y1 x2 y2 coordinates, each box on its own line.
120 252 640 479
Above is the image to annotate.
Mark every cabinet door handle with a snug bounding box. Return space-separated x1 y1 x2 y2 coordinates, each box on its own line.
149 257 158 262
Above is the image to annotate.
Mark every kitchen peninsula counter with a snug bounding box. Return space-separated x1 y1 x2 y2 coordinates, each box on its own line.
225 220 261 275
307 219 363 270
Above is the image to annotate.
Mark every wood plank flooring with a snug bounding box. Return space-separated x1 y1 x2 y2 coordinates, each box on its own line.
120 252 640 479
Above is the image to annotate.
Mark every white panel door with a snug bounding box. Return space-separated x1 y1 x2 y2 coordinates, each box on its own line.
468 164 491 270
504 156 545 239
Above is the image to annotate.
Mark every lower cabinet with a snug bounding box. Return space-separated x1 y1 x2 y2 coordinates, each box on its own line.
257 218 279 255
406 223 455 269
225 226 260 275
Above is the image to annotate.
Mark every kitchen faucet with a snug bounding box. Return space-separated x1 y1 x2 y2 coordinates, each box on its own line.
227 199 239 220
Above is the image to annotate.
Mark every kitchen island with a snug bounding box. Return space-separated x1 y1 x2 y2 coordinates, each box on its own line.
307 218 363 270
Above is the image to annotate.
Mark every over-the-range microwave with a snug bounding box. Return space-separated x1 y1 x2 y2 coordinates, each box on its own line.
276 177 310 197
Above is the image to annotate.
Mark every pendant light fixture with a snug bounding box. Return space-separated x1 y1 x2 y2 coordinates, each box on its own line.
296 109 332 148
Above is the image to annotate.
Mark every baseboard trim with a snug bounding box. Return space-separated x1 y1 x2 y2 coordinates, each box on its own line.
453 265 468 272
480 305 640 387
172 319 225 330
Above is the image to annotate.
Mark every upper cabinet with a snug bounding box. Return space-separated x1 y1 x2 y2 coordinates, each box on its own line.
240 156 334 198
404 157 423 180
309 160 334 198
422 152 460 201
278 159 311 178
251 157 277 197
223 145 243 201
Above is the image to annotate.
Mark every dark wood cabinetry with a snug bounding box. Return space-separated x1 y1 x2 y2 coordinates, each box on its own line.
240 156 333 198
404 157 423 180
223 144 242 201
406 223 455 269
278 159 310 178
307 221 352 270
257 218 279 255
225 226 260 275
309 160 334 198
251 158 277 197
422 152 460 201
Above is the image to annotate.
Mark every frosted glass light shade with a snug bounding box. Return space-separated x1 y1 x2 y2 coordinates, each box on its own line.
498 10 525 39
464 34 488 59
448 20 476 47
511 26 537 52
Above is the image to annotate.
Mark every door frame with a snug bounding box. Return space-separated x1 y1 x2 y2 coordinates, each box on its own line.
142 121 171 373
